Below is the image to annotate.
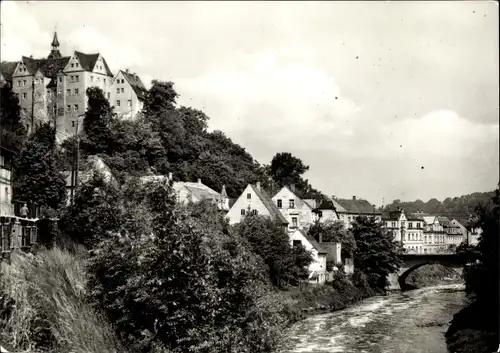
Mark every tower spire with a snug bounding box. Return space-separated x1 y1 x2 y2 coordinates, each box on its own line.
48 30 62 60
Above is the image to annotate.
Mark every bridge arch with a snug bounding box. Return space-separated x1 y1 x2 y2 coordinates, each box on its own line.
396 254 465 291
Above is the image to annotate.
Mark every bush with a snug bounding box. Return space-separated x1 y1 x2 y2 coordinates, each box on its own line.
0 247 123 353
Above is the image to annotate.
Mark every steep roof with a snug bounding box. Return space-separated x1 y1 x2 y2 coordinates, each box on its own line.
74 51 113 76
315 199 337 211
0 61 18 82
383 210 403 221
21 56 70 78
182 182 221 201
407 213 425 221
251 184 288 225
122 70 148 101
437 216 451 227
297 229 327 254
335 198 381 214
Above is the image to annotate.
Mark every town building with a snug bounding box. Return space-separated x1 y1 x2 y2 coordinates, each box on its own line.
383 209 407 243
422 215 447 253
332 196 382 229
405 213 425 253
111 69 148 120
440 217 466 248
0 147 14 216
271 185 315 232
225 182 288 228
311 198 339 224
289 229 328 282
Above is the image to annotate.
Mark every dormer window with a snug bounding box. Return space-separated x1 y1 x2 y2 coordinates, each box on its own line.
75 63 79 67
277 199 282 208
71 63 74 68
247 193 251 199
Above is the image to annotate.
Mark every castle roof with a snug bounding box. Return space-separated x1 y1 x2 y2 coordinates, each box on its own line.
51 32 60 47
74 51 113 76
122 70 148 101
21 56 70 78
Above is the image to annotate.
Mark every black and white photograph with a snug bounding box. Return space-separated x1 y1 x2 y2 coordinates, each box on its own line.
0 1 498 353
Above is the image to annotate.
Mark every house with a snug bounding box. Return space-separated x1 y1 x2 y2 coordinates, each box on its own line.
331 196 382 229
311 198 339 224
111 69 148 120
422 215 447 253
0 147 14 216
405 213 425 253
442 217 466 247
225 182 288 228
271 185 315 232
289 229 328 282
383 208 407 243
140 174 230 211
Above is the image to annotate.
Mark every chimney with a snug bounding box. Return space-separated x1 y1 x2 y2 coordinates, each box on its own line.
125 69 129 74
318 233 323 243
198 178 202 185
256 182 261 191
352 196 356 200
168 172 172 181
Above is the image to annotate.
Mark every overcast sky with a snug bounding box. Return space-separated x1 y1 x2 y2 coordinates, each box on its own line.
1 1 498 206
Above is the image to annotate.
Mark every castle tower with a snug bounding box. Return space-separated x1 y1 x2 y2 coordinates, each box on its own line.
47 32 62 59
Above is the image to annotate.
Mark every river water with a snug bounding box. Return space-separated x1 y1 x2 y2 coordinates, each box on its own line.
282 284 465 353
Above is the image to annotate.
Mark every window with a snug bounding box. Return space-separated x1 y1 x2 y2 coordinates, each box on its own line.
58 77 62 83
277 199 282 208
23 80 27 86
107 92 110 99
74 104 78 111
75 63 79 67
392 222 396 228
90 76 94 82
292 240 301 247
251 209 258 216
66 89 71 95
291 217 298 228
417 222 421 228
70 76 74 81
58 108 64 116
116 88 120 94
22 92 27 99
34 78 38 85
97 77 100 81
66 105 71 112
74 88 79 95
121 87 124 93
289 199 295 209
240 209 245 216
17 80 21 86
116 100 121 107
75 75 79 82
409 222 413 228
71 63 74 68
71 121 75 127
318 211 323 218
104 79 106 84
246 193 251 199
122 79 125 84
424 248 427 253
128 99 132 107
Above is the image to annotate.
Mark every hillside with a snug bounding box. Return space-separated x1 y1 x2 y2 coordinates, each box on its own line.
382 191 496 219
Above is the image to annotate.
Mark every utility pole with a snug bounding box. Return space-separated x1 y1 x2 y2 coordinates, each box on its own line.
70 113 83 205
31 76 35 133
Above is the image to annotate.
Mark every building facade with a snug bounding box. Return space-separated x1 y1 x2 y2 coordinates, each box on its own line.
0 147 14 216
271 185 315 232
111 70 147 120
422 216 447 253
332 196 382 229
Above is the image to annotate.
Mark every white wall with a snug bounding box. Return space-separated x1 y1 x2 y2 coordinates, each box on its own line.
289 230 326 274
226 185 272 225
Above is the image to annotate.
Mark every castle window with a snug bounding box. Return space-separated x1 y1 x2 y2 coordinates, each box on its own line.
17 80 21 86
75 75 79 82
22 92 27 99
66 105 71 112
128 99 132 107
116 88 120 94
74 104 78 111
75 63 79 67
97 77 100 81
121 88 124 93
66 89 71 95
72 121 75 127
74 88 79 95
58 108 64 116
71 63 74 68
116 100 121 107
23 80 27 86
59 77 62 83
70 76 74 81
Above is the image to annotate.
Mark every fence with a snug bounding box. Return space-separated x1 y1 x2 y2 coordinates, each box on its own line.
0 216 38 258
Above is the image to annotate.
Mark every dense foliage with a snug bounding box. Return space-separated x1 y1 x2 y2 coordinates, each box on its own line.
382 191 495 219
446 186 499 353
351 216 404 289
0 83 27 153
12 122 66 212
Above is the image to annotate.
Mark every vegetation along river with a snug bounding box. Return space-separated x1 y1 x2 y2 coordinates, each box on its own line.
282 284 465 353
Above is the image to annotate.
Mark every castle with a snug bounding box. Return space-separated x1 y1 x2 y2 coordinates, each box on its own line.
0 32 148 142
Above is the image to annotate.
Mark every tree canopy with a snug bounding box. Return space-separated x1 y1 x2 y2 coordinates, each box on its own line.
0 83 27 153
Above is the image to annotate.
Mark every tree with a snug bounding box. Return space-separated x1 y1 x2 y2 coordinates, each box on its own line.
82 87 115 155
13 123 66 211
0 83 27 152
351 216 403 289
233 215 312 287
142 80 179 131
269 152 309 189
307 220 356 260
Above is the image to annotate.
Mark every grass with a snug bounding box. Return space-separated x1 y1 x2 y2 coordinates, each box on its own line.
0 245 124 353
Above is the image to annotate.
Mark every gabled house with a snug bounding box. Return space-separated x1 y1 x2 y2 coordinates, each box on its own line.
226 182 288 228
332 196 382 229
111 69 148 120
289 229 328 281
447 218 467 246
140 174 230 211
421 215 447 253
405 213 425 253
311 198 339 223
383 208 407 243
271 185 315 232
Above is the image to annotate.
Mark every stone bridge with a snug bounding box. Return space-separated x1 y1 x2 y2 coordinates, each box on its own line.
387 253 465 291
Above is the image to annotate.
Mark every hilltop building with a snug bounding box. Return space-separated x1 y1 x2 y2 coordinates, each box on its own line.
0 32 148 142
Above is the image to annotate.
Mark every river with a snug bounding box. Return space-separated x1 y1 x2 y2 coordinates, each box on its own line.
282 284 465 353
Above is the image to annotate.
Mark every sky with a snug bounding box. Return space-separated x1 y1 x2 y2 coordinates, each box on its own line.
1 1 498 206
